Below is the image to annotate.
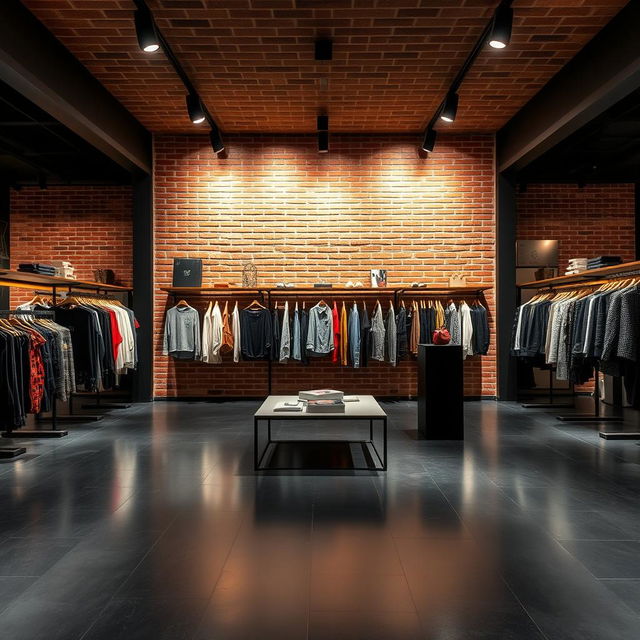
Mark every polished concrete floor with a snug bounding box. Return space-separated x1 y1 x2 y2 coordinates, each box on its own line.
0 399 639 639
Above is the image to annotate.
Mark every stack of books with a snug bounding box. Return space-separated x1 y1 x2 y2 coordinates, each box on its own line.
299 389 345 413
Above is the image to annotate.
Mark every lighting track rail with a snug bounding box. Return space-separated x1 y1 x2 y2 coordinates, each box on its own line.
421 0 514 154
132 0 224 154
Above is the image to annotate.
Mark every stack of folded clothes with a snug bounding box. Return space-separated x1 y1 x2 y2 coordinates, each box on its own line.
587 256 622 270
49 260 75 279
18 262 56 276
565 258 588 275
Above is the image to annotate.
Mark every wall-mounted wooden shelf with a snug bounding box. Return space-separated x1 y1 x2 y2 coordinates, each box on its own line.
0 269 132 292
518 260 640 289
160 285 492 297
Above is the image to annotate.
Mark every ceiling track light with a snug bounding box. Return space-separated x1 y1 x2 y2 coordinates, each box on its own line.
440 92 459 123
418 0 514 154
134 8 159 53
209 128 225 154
488 3 513 49
421 128 437 153
186 93 206 124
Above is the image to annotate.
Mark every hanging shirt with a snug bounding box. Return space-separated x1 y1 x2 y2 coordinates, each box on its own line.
221 301 233 352
459 302 473 359
232 302 241 363
360 305 370 367
292 303 301 361
340 302 348 366
348 302 360 368
370 302 386 361
396 306 408 359
240 307 272 360
446 302 461 346
270 307 280 361
306 303 334 356
163 305 201 360
409 302 420 354
332 302 340 364
300 307 310 365
279 301 291 363
385 303 397 366
204 302 223 364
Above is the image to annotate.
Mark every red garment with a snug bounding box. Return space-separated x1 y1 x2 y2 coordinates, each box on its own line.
332 301 340 363
107 310 123 364
27 330 46 414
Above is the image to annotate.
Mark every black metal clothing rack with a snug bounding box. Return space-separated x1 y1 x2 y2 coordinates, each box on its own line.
163 285 491 398
0 309 68 443
516 265 640 439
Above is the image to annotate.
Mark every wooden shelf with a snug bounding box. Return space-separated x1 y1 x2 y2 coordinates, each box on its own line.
0 269 132 292
518 260 640 289
161 285 492 296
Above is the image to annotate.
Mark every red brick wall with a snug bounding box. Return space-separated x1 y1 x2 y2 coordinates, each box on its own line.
9 186 133 305
154 133 496 398
517 183 636 273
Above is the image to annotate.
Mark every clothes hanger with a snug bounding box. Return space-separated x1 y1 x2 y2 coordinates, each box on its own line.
245 299 266 310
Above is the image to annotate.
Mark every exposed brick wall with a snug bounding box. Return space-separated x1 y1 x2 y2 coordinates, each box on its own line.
517 183 636 274
154 133 496 398
9 186 133 305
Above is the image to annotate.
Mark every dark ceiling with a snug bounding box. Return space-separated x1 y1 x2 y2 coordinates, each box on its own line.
516 87 640 184
0 79 131 186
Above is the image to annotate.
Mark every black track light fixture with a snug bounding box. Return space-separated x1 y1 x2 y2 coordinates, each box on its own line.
134 8 160 53
421 128 437 153
186 93 206 124
209 128 225 154
488 3 513 49
440 92 459 123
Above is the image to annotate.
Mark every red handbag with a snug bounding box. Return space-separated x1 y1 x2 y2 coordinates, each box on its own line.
432 327 451 345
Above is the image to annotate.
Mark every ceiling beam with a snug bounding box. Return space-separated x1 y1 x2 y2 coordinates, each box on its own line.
0 0 151 174
497 1 640 175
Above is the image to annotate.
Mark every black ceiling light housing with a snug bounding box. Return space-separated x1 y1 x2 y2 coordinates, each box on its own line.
209 128 225 154
315 38 333 61
488 4 513 49
440 92 459 123
421 128 437 153
186 93 206 124
134 8 160 53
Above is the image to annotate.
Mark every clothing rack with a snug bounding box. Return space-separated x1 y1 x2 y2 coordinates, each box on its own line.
0 270 135 424
59 288 135 413
162 285 491 398
60 287 131 410
0 309 69 442
517 263 640 439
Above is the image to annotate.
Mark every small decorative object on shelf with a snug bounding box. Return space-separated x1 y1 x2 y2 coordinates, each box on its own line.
370 269 387 287
449 272 467 287
242 260 257 287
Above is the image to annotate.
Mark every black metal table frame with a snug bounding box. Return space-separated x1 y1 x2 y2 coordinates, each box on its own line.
254 415 387 471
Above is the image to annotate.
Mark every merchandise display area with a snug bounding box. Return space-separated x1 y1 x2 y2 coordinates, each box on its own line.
0 0 639 638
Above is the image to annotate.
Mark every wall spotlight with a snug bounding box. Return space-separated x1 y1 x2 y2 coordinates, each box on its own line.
488 4 513 49
440 92 459 123
186 93 206 124
134 8 160 53
421 129 437 153
209 128 225 154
